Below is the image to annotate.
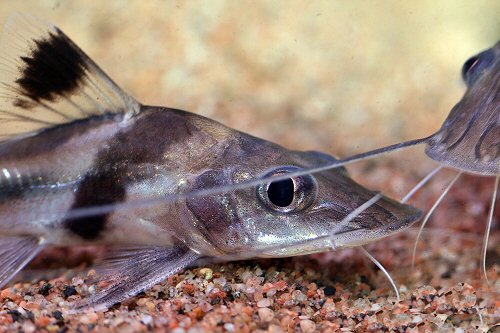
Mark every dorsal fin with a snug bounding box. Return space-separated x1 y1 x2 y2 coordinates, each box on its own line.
0 14 140 140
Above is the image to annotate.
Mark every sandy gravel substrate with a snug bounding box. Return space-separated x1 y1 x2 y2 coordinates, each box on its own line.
0 1 498 332
0 222 498 332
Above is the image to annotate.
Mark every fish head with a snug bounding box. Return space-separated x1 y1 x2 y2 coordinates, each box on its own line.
425 40 500 176
184 136 422 258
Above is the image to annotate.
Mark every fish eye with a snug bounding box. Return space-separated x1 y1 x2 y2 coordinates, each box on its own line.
461 49 495 86
268 178 294 207
257 166 317 213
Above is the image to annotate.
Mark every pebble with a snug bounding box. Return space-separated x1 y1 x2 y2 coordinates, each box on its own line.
257 298 270 308
63 286 77 298
46 325 60 332
213 277 226 287
299 319 316 333
71 277 84 286
323 286 336 296
292 290 307 303
258 308 274 322
0 289 11 299
266 288 277 297
22 322 36 333
412 315 422 323
141 314 153 325
172 328 185 333
241 270 253 282
268 324 285 333
136 298 149 306
254 290 264 302
223 323 235 332
199 268 213 280
80 312 98 325
146 301 156 312
37 316 51 326
24 302 42 311
274 281 287 291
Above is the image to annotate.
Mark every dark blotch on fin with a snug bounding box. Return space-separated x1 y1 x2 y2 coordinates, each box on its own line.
15 28 85 107
65 169 126 240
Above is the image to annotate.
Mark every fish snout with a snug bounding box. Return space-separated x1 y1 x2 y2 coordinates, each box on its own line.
323 195 422 249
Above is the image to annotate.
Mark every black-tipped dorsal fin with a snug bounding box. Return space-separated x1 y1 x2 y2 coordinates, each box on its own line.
0 14 140 140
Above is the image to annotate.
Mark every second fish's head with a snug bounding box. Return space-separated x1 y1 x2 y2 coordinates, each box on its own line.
183 132 422 258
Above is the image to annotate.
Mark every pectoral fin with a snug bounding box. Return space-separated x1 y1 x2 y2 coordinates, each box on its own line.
73 244 199 311
0 236 44 289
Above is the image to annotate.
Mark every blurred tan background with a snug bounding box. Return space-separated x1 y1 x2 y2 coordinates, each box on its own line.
0 3 499 322
0 1 498 197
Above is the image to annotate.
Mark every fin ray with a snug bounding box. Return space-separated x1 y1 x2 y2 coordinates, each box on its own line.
0 13 140 140
0 236 44 289
74 244 199 311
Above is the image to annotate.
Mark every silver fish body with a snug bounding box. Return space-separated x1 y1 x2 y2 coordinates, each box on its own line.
0 105 419 255
425 40 500 176
0 15 421 309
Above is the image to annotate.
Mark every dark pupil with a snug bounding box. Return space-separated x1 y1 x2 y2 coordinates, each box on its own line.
267 178 294 207
461 49 495 86
462 56 479 82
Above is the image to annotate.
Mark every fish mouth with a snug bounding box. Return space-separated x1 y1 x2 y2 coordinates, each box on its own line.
257 200 422 258
328 206 422 249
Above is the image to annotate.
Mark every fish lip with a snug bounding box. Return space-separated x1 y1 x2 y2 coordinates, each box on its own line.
330 205 423 249
258 206 422 258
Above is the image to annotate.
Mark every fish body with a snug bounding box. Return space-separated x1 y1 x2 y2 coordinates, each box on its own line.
0 15 421 309
425 40 500 176
419 40 500 280
337 40 499 279
1 105 420 255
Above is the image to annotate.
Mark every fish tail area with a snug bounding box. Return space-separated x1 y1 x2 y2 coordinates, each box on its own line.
0 236 45 289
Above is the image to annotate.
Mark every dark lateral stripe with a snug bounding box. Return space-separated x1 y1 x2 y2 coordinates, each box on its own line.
475 121 496 159
0 113 121 160
446 106 482 150
0 172 46 202
15 28 85 107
